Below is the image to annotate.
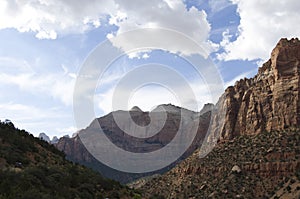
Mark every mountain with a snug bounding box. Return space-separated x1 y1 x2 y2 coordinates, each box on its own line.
38 132 50 142
56 104 212 183
0 121 140 198
139 38 300 198
130 106 143 112
51 136 59 144
38 133 60 144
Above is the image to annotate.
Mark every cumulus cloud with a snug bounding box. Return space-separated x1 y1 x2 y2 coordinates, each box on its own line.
108 0 214 56
0 0 116 39
218 0 300 61
0 0 214 55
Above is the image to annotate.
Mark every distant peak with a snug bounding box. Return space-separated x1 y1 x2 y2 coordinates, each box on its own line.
200 103 214 115
38 132 50 142
158 103 177 108
152 104 181 112
258 37 300 77
130 106 143 112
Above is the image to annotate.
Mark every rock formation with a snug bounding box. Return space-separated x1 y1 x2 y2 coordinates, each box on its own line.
210 38 300 140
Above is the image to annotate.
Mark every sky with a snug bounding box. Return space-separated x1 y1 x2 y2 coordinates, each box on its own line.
0 0 299 138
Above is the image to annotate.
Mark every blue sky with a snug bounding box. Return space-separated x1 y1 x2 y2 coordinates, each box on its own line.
0 0 299 138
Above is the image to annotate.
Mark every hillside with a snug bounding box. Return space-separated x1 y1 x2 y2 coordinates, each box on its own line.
141 129 300 198
0 121 140 199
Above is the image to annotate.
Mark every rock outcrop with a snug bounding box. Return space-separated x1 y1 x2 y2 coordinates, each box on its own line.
210 38 300 140
38 132 50 143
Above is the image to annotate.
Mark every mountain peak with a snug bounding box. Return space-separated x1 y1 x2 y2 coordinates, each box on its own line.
258 37 300 77
38 132 50 142
199 103 214 115
270 37 300 79
276 37 300 47
151 103 180 113
130 106 143 112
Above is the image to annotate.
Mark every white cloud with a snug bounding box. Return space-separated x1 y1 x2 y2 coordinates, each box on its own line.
36 30 57 40
142 53 150 59
208 0 231 13
0 64 75 106
0 0 116 39
0 0 214 56
219 29 232 48
109 0 214 57
219 0 300 61
127 51 151 59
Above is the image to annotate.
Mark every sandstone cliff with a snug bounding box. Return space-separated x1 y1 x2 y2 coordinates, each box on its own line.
210 38 300 140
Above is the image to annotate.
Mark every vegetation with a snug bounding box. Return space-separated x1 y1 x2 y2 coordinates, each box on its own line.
0 121 137 199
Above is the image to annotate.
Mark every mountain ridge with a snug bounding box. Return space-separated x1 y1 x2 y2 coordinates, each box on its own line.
56 103 212 183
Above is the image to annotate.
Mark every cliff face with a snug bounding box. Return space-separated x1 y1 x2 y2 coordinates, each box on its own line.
212 38 300 140
55 135 93 163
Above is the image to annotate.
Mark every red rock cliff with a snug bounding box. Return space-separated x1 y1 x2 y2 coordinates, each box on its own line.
211 38 300 140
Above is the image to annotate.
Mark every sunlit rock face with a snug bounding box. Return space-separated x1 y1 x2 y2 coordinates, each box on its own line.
209 38 300 140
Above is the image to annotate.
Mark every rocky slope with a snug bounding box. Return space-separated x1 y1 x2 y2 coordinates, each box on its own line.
141 129 300 198
56 104 213 183
140 38 300 198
